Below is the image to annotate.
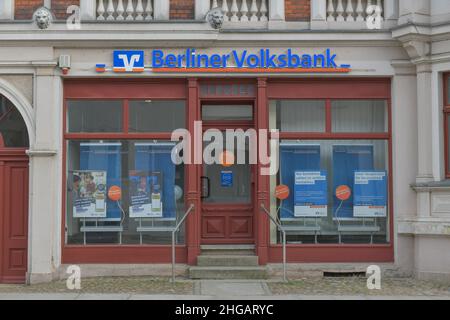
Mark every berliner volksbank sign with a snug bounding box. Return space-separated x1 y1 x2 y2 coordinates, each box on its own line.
95 49 351 73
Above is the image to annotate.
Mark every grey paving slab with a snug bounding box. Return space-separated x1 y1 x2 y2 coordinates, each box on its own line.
129 294 212 300
199 281 268 296
75 293 132 300
0 293 80 300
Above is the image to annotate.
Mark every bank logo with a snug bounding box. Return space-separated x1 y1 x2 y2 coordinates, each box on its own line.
113 50 144 73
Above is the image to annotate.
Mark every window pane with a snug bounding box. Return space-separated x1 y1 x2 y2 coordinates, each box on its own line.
270 140 389 245
332 100 387 133
129 100 185 132
202 105 253 121
202 133 251 204
66 140 185 245
0 95 29 147
67 100 122 133
270 100 326 132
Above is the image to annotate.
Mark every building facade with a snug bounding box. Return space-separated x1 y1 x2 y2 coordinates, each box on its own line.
0 0 449 284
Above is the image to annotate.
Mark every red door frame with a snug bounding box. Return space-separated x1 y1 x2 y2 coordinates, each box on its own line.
0 148 29 283
200 110 257 245
61 77 394 265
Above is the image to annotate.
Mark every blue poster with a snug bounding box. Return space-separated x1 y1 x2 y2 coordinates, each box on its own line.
221 171 233 188
79 142 122 221
332 145 374 219
129 171 163 218
353 171 387 217
134 143 176 220
294 171 328 217
280 144 321 219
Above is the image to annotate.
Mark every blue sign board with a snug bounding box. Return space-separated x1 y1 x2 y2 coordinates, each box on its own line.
100 49 352 73
221 171 233 188
353 171 387 217
113 50 144 72
294 171 328 217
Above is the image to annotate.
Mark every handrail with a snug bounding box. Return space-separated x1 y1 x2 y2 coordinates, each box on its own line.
171 203 195 283
261 203 287 282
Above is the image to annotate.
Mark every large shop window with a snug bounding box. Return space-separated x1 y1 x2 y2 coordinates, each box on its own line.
65 100 186 245
269 99 390 245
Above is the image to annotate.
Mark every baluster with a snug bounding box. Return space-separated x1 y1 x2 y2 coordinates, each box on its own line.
135 0 144 20
366 0 372 21
145 0 153 20
240 0 249 22
97 0 106 20
377 0 384 21
126 0 134 20
260 0 268 22
249 0 258 22
116 0 125 20
356 0 364 21
212 0 219 8
106 0 115 20
222 0 230 22
345 0 355 22
327 0 335 22
230 0 239 22
336 0 344 22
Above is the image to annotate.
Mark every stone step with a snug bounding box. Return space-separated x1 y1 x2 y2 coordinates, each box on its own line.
189 266 268 280
200 245 255 256
197 255 259 267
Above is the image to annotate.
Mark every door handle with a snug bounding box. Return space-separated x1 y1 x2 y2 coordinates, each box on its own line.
201 176 210 199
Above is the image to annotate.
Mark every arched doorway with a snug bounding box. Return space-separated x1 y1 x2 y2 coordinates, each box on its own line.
0 93 29 283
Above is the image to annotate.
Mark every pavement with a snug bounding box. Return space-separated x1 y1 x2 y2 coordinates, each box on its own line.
0 277 449 300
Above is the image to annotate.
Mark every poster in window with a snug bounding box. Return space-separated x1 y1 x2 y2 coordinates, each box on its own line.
80 142 122 221
72 170 107 218
353 171 387 217
294 171 328 217
280 144 321 219
134 143 176 220
332 145 374 219
129 171 163 218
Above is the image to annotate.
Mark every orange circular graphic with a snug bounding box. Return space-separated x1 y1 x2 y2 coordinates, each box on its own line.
335 185 351 201
108 185 122 201
219 150 235 167
275 185 290 200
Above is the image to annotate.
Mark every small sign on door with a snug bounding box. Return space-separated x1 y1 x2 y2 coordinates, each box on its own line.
221 171 233 188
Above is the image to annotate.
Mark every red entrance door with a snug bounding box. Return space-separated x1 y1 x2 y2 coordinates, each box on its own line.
0 149 29 283
200 102 256 244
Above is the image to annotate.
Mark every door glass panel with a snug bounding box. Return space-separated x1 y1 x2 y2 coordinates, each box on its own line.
202 132 251 203
202 105 253 121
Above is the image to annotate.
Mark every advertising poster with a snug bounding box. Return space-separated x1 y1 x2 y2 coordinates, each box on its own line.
332 145 374 219
280 144 321 219
294 171 328 217
80 142 122 221
72 171 107 218
129 171 163 218
353 171 387 217
135 143 176 219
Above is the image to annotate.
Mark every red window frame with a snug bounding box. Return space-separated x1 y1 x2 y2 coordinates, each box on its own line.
61 79 189 264
266 78 394 263
444 73 450 178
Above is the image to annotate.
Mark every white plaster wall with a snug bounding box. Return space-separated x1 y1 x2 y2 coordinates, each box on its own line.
391 70 418 274
414 236 450 282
